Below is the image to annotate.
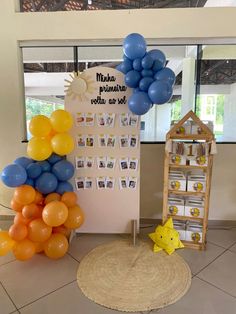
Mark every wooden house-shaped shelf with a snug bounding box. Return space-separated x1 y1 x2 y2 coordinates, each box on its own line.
162 110 215 250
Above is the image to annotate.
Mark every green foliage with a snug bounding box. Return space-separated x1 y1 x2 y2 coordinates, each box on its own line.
171 100 181 121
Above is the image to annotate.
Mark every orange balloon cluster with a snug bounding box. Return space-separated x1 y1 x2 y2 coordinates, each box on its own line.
27 110 74 161
0 187 84 261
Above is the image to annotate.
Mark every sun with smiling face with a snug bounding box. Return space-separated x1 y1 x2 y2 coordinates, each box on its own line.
65 72 95 102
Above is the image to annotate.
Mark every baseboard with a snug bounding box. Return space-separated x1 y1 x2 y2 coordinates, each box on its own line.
140 217 236 228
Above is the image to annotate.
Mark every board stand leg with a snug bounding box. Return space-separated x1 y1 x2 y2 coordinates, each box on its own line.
69 230 76 243
131 219 137 246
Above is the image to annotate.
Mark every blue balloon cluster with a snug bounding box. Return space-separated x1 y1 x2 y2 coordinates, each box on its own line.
1 154 75 195
116 33 176 115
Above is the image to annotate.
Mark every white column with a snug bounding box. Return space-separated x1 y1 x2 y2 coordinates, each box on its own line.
181 57 196 116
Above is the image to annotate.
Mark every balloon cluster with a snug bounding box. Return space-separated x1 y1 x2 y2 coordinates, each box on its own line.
27 109 74 161
0 189 84 261
0 110 84 261
116 33 176 115
2 155 74 195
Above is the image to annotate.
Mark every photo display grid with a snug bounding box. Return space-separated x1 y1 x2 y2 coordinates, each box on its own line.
75 177 137 190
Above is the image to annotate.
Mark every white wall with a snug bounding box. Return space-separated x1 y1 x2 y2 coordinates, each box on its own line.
1 0 236 219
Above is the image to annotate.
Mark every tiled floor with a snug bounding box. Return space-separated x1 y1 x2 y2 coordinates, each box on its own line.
1 222 236 314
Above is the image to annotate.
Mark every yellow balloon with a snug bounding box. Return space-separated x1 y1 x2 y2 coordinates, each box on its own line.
44 233 68 259
27 137 53 161
0 231 15 256
50 110 73 133
51 133 74 156
29 115 52 137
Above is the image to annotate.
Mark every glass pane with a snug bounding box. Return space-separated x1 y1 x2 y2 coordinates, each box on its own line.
198 45 236 142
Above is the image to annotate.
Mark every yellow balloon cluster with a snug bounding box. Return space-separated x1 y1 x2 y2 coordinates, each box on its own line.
0 190 84 260
27 110 74 161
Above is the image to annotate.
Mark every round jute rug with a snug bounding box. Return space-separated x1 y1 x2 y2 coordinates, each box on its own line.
77 240 191 312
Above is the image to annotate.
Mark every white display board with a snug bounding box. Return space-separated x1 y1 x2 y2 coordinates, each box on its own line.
65 67 140 233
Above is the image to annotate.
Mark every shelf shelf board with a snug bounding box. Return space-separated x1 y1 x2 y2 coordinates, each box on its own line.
168 214 203 223
168 190 205 197
169 134 213 140
181 240 205 250
169 164 207 170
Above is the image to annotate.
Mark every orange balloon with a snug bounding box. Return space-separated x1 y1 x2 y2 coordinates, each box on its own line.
34 191 44 205
44 193 61 205
28 218 52 243
11 198 24 212
64 205 84 229
14 185 36 205
8 223 28 241
14 213 31 225
44 233 68 259
22 203 42 220
42 201 68 227
61 192 77 208
34 242 45 253
13 239 35 261
53 225 71 238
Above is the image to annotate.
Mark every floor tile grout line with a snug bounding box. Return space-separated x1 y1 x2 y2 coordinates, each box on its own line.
193 247 228 277
17 279 77 311
0 259 17 267
196 276 236 299
207 240 232 249
0 281 18 311
66 252 81 264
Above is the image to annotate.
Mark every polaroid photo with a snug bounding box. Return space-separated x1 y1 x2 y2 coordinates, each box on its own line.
128 177 138 190
77 134 86 147
105 113 115 128
97 156 106 169
98 134 107 147
119 135 129 148
76 156 85 169
86 134 94 147
119 177 128 190
76 113 85 127
75 177 84 190
84 177 93 189
120 113 129 127
85 113 95 126
119 157 129 171
107 134 116 148
106 157 116 170
129 158 138 171
106 177 115 190
85 156 94 169
129 135 138 148
129 114 139 127
97 113 105 127
97 177 106 190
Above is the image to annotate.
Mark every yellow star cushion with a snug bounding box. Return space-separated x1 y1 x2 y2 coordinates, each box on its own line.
149 218 184 255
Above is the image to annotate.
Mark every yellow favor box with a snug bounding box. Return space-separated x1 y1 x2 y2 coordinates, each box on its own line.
169 171 186 191
168 197 185 216
187 174 206 193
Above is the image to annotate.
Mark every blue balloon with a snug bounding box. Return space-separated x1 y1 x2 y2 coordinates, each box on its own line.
119 60 133 74
141 69 153 77
148 81 173 104
116 64 123 73
133 58 142 71
14 157 33 169
154 67 176 86
56 181 74 195
147 49 166 72
52 160 75 181
36 161 51 172
125 70 141 88
123 54 132 62
128 92 152 115
123 33 146 60
26 163 42 179
35 172 58 194
141 55 154 69
25 178 34 187
47 153 63 165
139 77 154 92
133 88 141 93
1 164 27 188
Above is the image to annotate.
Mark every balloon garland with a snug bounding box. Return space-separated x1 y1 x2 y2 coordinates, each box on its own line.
116 33 176 115
0 110 84 261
